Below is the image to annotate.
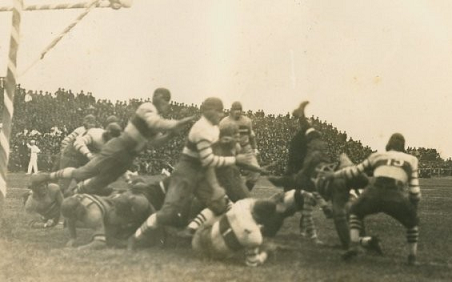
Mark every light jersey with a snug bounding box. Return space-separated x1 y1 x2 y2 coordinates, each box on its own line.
182 116 235 168
335 150 421 199
73 128 107 159
220 115 255 147
210 198 263 257
124 102 178 152
61 126 87 151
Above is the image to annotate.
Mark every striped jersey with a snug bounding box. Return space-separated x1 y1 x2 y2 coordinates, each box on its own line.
61 126 86 151
334 150 421 201
220 115 256 148
209 198 265 266
73 128 107 159
124 102 178 151
182 116 235 168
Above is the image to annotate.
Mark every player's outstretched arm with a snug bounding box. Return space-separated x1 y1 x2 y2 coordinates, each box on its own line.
149 132 176 148
236 162 270 175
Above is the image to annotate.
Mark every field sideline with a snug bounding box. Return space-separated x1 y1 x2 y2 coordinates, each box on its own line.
1 173 452 282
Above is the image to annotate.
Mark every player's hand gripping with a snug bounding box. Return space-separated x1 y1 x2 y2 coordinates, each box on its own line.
235 153 253 166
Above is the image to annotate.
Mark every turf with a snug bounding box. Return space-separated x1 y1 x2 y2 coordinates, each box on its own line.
1 174 452 282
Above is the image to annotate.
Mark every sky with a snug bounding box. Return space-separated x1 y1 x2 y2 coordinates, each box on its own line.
1 0 452 158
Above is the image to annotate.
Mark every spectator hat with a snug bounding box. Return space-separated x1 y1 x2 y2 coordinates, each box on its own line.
30 140 36 145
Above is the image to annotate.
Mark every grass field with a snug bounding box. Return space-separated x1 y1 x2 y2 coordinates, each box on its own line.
1 173 452 282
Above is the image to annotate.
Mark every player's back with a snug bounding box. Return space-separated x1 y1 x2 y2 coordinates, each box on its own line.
226 198 263 247
369 151 418 184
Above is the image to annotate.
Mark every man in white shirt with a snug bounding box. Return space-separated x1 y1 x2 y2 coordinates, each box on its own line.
27 140 41 174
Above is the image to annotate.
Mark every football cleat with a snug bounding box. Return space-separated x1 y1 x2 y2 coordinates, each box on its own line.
367 236 383 255
312 237 325 246
292 101 310 118
77 240 106 251
341 247 360 261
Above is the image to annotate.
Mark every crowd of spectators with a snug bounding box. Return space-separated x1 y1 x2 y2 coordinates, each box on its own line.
0 85 450 177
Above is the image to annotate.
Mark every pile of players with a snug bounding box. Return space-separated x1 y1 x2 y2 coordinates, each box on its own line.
25 88 421 267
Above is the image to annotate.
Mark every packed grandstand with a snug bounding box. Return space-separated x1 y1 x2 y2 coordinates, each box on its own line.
1 84 450 177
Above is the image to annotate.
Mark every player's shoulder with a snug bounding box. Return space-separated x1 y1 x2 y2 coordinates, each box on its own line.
47 183 61 193
402 151 419 165
240 115 252 123
86 127 104 135
373 150 417 162
74 126 86 134
219 116 233 125
189 117 215 138
233 198 255 211
137 102 157 113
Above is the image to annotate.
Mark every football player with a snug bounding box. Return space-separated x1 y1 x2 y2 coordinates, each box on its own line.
220 101 261 191
31 88 195 195
322 133 421 265
128 97 253 249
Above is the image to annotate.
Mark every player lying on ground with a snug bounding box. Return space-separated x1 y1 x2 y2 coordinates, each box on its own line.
60 190 153 250
23 182 63 228
321 133 421 265
190 184 338 267
31 88 195 195
192 198 282 267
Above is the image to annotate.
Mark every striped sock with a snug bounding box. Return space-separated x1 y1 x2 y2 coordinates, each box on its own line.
50 167 75 180
302 201 317 239
188 208 215 231
134 213 158 239
349 214 362 245
406 226 419 256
